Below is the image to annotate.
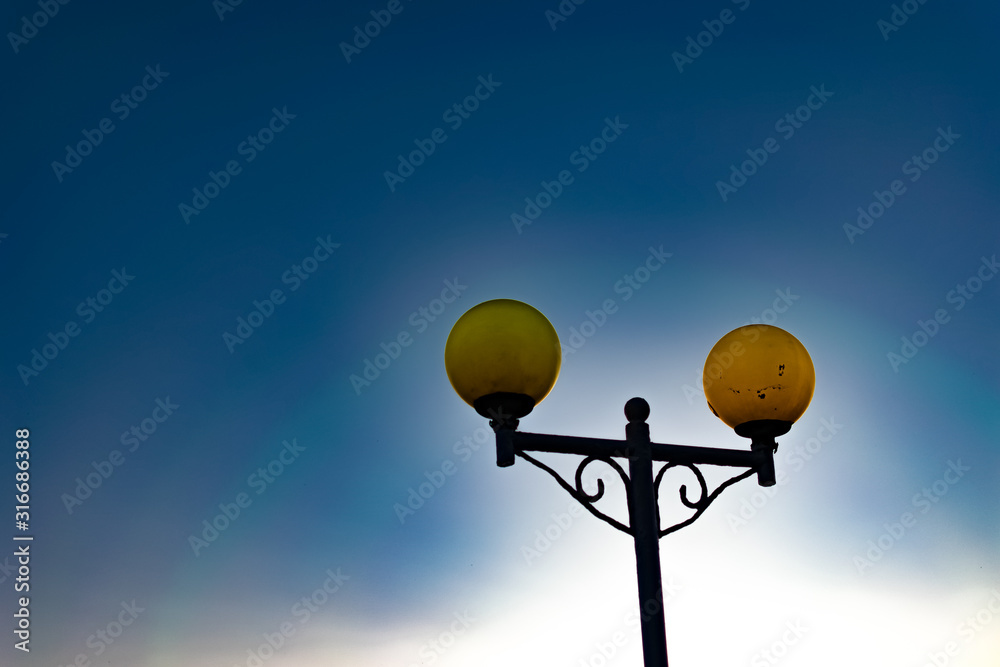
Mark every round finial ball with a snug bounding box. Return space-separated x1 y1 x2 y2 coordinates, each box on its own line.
624 397 650 423
703 324 814 430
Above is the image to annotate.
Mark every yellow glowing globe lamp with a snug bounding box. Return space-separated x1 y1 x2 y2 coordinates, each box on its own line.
703 325 815 439
445 299 561 420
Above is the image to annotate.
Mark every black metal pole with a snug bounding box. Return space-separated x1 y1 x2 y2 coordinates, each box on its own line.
625 398 669 667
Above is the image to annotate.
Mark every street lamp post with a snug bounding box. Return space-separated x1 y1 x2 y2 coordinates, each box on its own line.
444 299 815 667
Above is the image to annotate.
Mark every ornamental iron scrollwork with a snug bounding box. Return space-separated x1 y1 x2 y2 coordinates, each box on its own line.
654 463 755 537
516 451 757 539
516 451 633 536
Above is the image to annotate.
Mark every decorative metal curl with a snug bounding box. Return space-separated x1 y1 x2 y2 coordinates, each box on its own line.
654 463 755 537
516 451 633 535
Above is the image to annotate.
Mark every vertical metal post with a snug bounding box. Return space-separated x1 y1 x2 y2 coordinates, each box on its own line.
625 398 669 667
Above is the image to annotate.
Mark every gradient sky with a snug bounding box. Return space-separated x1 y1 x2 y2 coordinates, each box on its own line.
2 0 999 665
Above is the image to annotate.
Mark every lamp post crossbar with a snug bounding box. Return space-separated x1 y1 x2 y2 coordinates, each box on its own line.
504 430 771 468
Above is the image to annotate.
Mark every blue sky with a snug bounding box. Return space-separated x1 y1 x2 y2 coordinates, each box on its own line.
2 0 998 665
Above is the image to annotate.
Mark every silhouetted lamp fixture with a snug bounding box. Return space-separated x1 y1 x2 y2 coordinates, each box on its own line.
444 299 815 667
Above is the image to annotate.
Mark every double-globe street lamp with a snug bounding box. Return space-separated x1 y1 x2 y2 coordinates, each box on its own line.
443 299 815 667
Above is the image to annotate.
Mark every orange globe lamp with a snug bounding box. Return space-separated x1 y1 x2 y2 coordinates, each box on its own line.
703 324 815 439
